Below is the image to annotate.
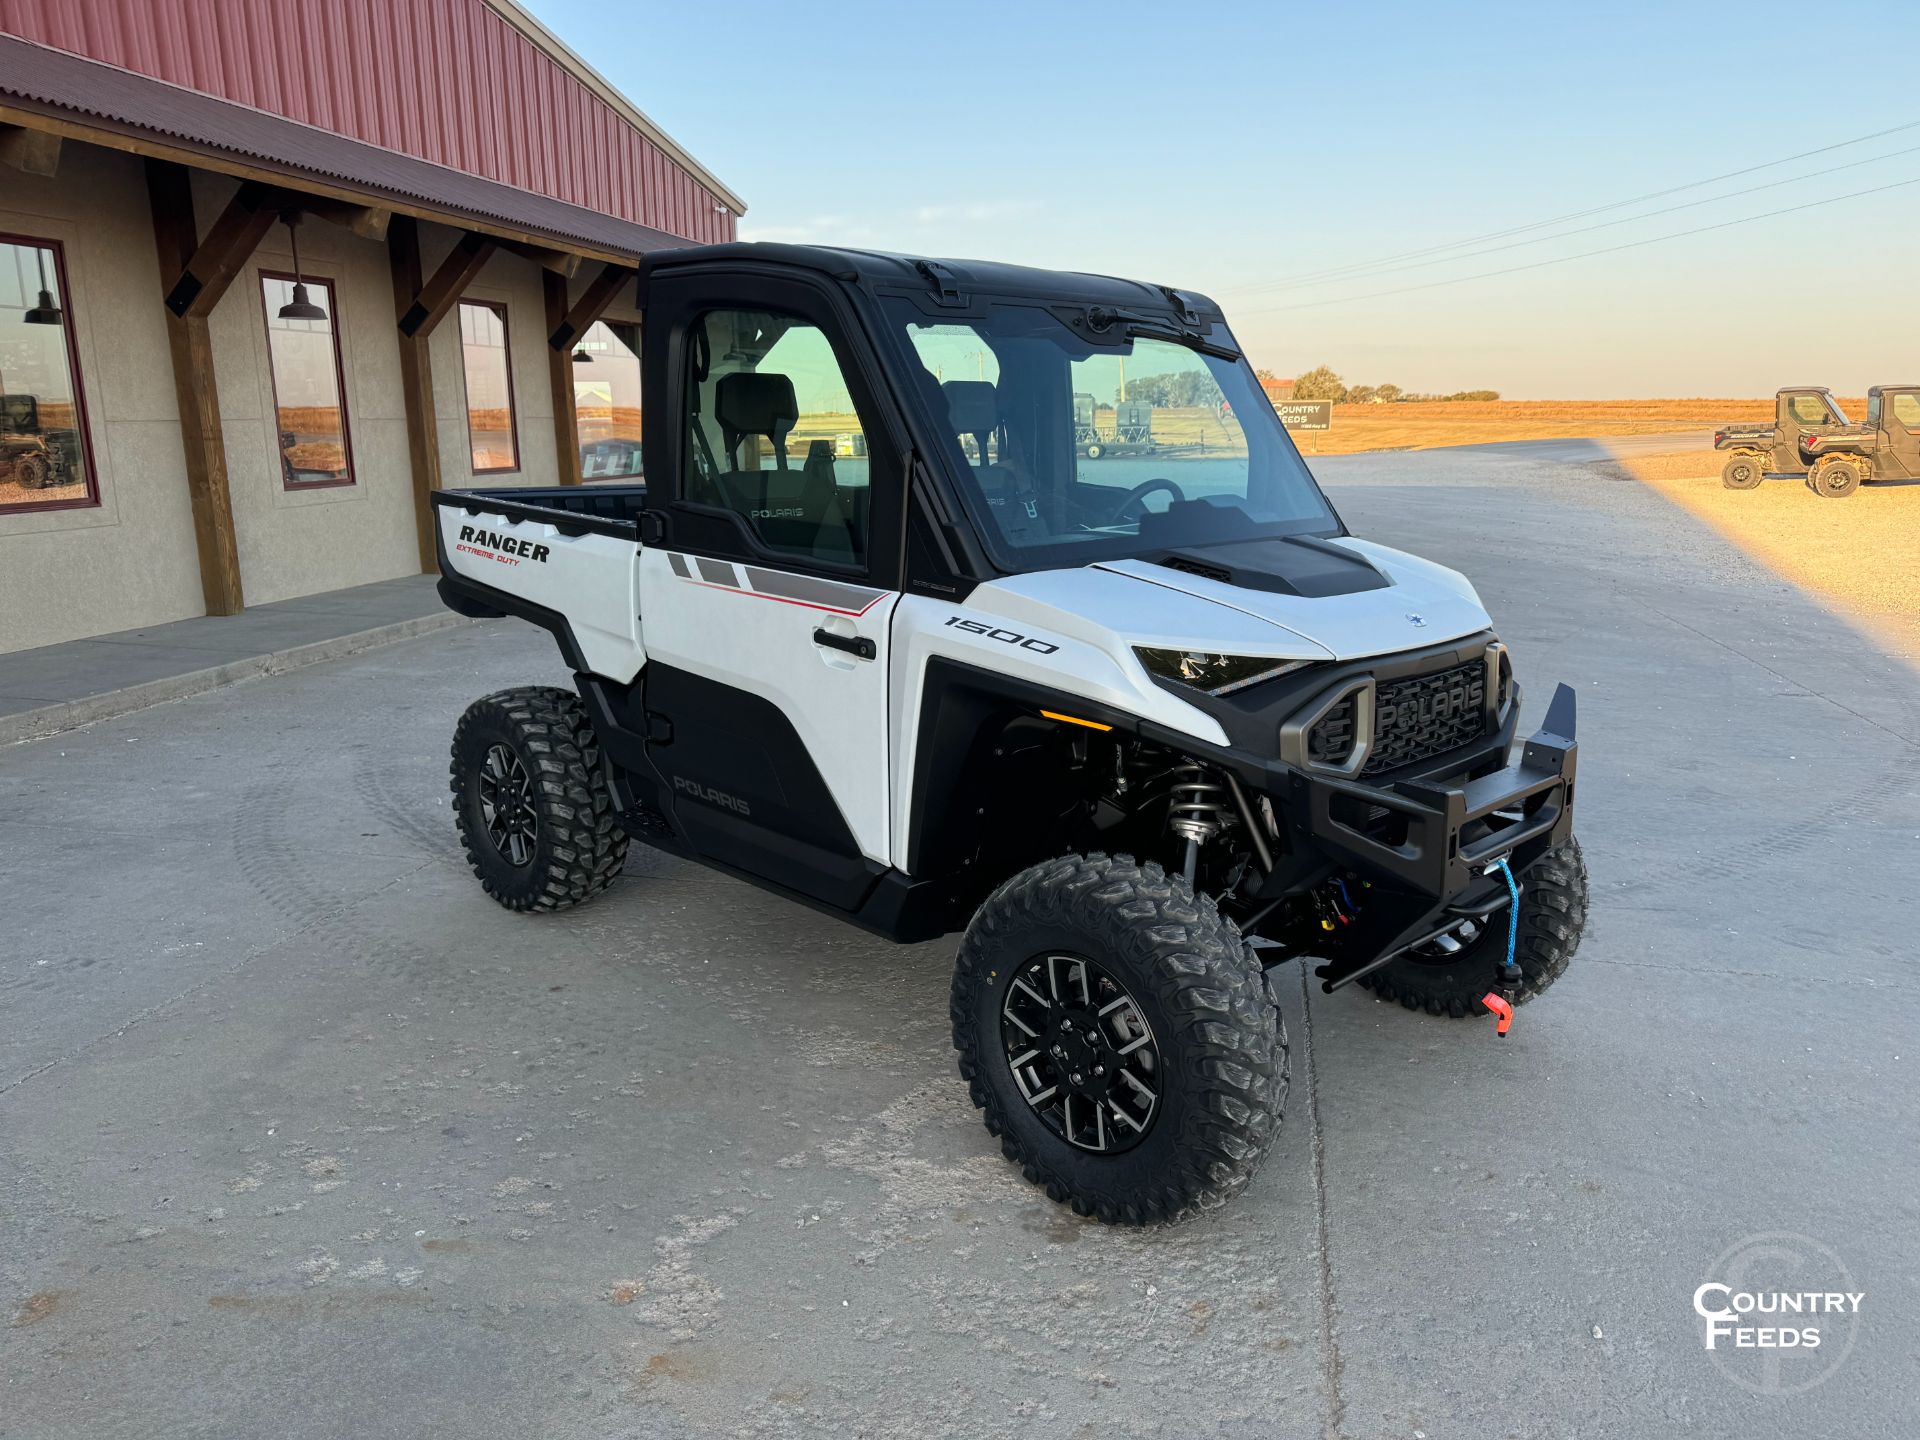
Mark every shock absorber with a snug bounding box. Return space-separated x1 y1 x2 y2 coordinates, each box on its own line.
1166 762 1231 885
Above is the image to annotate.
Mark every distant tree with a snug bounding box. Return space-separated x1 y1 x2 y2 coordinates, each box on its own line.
1293 364 1347 402
1347 385 1377 405
1254 367 1278 381
1440 389 1501 402
1374 383 1403 403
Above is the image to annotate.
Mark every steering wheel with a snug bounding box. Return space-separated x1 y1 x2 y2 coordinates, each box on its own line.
1108 477 1186 524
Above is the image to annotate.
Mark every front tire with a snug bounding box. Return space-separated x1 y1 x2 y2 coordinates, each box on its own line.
1358 838 1588 1017
1809 457 1862 498
952 853 1287 1224
450 686 628 911
1720 453 1763 490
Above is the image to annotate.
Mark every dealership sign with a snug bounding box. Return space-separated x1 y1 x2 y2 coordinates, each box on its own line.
1272 400 1333 432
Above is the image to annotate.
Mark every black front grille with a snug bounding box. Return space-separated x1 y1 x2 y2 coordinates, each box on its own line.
1364 659 1487 775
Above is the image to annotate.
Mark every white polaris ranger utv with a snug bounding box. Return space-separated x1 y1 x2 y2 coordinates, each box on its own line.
436 245 1585 1224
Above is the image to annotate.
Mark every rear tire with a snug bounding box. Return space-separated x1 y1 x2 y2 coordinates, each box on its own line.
16 453 51 489
450 686 628 912
1358 838 1587 1017
952 853 1287 1224
1720 453 1763 490
1809 457 1862 498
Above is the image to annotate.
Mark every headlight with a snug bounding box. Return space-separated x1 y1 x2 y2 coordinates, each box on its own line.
1134 647 1316 697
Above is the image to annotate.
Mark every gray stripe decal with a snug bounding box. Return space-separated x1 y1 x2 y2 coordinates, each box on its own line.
695 556 738 586
742 566 886 612
667 552 691 579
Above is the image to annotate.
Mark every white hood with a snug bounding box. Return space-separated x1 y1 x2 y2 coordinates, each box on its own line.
1092 542 1490 661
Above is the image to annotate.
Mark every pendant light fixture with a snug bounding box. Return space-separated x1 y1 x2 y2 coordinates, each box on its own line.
276 212 327 321
572 348 592 364
22 246 62 326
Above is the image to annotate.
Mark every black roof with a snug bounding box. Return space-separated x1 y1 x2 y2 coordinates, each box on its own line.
646 242 1224 319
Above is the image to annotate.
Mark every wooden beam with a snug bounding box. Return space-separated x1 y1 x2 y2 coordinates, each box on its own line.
0 102 646 269
500 239 582 278
145 158 244 615
544 270 583 487
299 196 391 242
389 217 443 573
548 262 634 352
397 230 496 338
0 123 60 176
165 179 282 319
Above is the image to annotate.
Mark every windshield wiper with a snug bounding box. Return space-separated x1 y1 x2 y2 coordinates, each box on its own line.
1085 305 1239 361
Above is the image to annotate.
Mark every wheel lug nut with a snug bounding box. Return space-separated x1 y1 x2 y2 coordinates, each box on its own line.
1070 1073 1083 1085
1094 1064 1105 1076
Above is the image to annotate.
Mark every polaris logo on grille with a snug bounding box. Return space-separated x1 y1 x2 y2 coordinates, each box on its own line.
1377 675 1484 731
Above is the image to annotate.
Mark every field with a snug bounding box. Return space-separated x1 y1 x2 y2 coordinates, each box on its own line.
1291 397 1867 454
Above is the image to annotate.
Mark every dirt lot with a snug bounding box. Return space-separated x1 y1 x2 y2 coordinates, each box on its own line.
1615 449 1919 662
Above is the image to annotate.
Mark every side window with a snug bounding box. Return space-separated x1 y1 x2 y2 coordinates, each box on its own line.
573 320 643 479
1866 393 1882 428
459 300 517 473
683 309 868 567
0 235 96 513
1788 394 1829 427
1891 392 1920 430
261 272 352 488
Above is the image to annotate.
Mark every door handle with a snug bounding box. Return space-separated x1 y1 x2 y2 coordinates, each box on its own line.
812 627 876 660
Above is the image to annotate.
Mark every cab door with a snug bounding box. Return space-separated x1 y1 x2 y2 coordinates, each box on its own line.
635 274 905 909
1885 390 1920 478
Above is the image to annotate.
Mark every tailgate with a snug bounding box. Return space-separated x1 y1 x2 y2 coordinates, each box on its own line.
433 491 645 682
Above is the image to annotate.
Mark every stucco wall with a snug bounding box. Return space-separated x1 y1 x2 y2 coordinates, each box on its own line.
1 143 623 653
0 143 204 655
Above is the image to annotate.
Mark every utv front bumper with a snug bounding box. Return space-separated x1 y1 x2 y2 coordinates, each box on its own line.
1270 682 1578 992
1289 681 1577 904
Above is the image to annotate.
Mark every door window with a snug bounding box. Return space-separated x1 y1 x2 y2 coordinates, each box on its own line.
1890 392 1920 430
683 309 868 567
574 320 643 479
1787 393 1832 426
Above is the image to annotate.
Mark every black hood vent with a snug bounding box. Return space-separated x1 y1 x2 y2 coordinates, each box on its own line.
1150 536 1389 598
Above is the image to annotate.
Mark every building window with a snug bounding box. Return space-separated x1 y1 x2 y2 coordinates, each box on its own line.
459 299 518 473
260 272 353 489
0 235 96 514
572 320 642 479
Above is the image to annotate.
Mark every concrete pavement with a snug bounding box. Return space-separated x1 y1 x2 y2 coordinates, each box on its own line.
0 574 465 745
1 444 1913 1438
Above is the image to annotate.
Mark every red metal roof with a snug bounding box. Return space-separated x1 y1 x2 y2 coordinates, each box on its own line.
0 0 737 244
0 35 702 260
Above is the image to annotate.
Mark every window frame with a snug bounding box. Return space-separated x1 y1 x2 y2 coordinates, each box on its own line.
0 231 100 516
458 297 520 476
259 268 355 491
674 302 888 577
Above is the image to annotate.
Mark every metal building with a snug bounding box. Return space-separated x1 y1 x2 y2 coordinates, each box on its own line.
0 0 741 652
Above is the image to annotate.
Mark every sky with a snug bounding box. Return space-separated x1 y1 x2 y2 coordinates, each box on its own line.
527 0 1918 399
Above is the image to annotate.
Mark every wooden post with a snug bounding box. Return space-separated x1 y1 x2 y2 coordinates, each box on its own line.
544 269 583 487
145 159 245 616
388 216 442 572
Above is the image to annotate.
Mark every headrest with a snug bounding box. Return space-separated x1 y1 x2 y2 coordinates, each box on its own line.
716 372 798 436
942 379 998 435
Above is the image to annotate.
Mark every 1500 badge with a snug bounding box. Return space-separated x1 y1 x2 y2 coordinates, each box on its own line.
457 524 550 565
944 616 1059 654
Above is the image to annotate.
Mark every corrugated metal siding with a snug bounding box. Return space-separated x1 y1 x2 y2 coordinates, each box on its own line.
3 0 736 243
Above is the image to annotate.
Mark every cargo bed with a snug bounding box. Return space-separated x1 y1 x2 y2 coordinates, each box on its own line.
431 484 648 680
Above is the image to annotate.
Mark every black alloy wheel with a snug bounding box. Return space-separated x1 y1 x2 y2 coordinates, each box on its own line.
1001 953 1160 1154
478 742 537 866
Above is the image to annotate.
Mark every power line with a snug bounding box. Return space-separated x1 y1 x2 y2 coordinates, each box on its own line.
1234 173 1920 316
1220 118 1920 295
1228 142 1920 297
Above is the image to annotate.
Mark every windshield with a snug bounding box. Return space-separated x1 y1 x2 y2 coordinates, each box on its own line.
885 299 1339 571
